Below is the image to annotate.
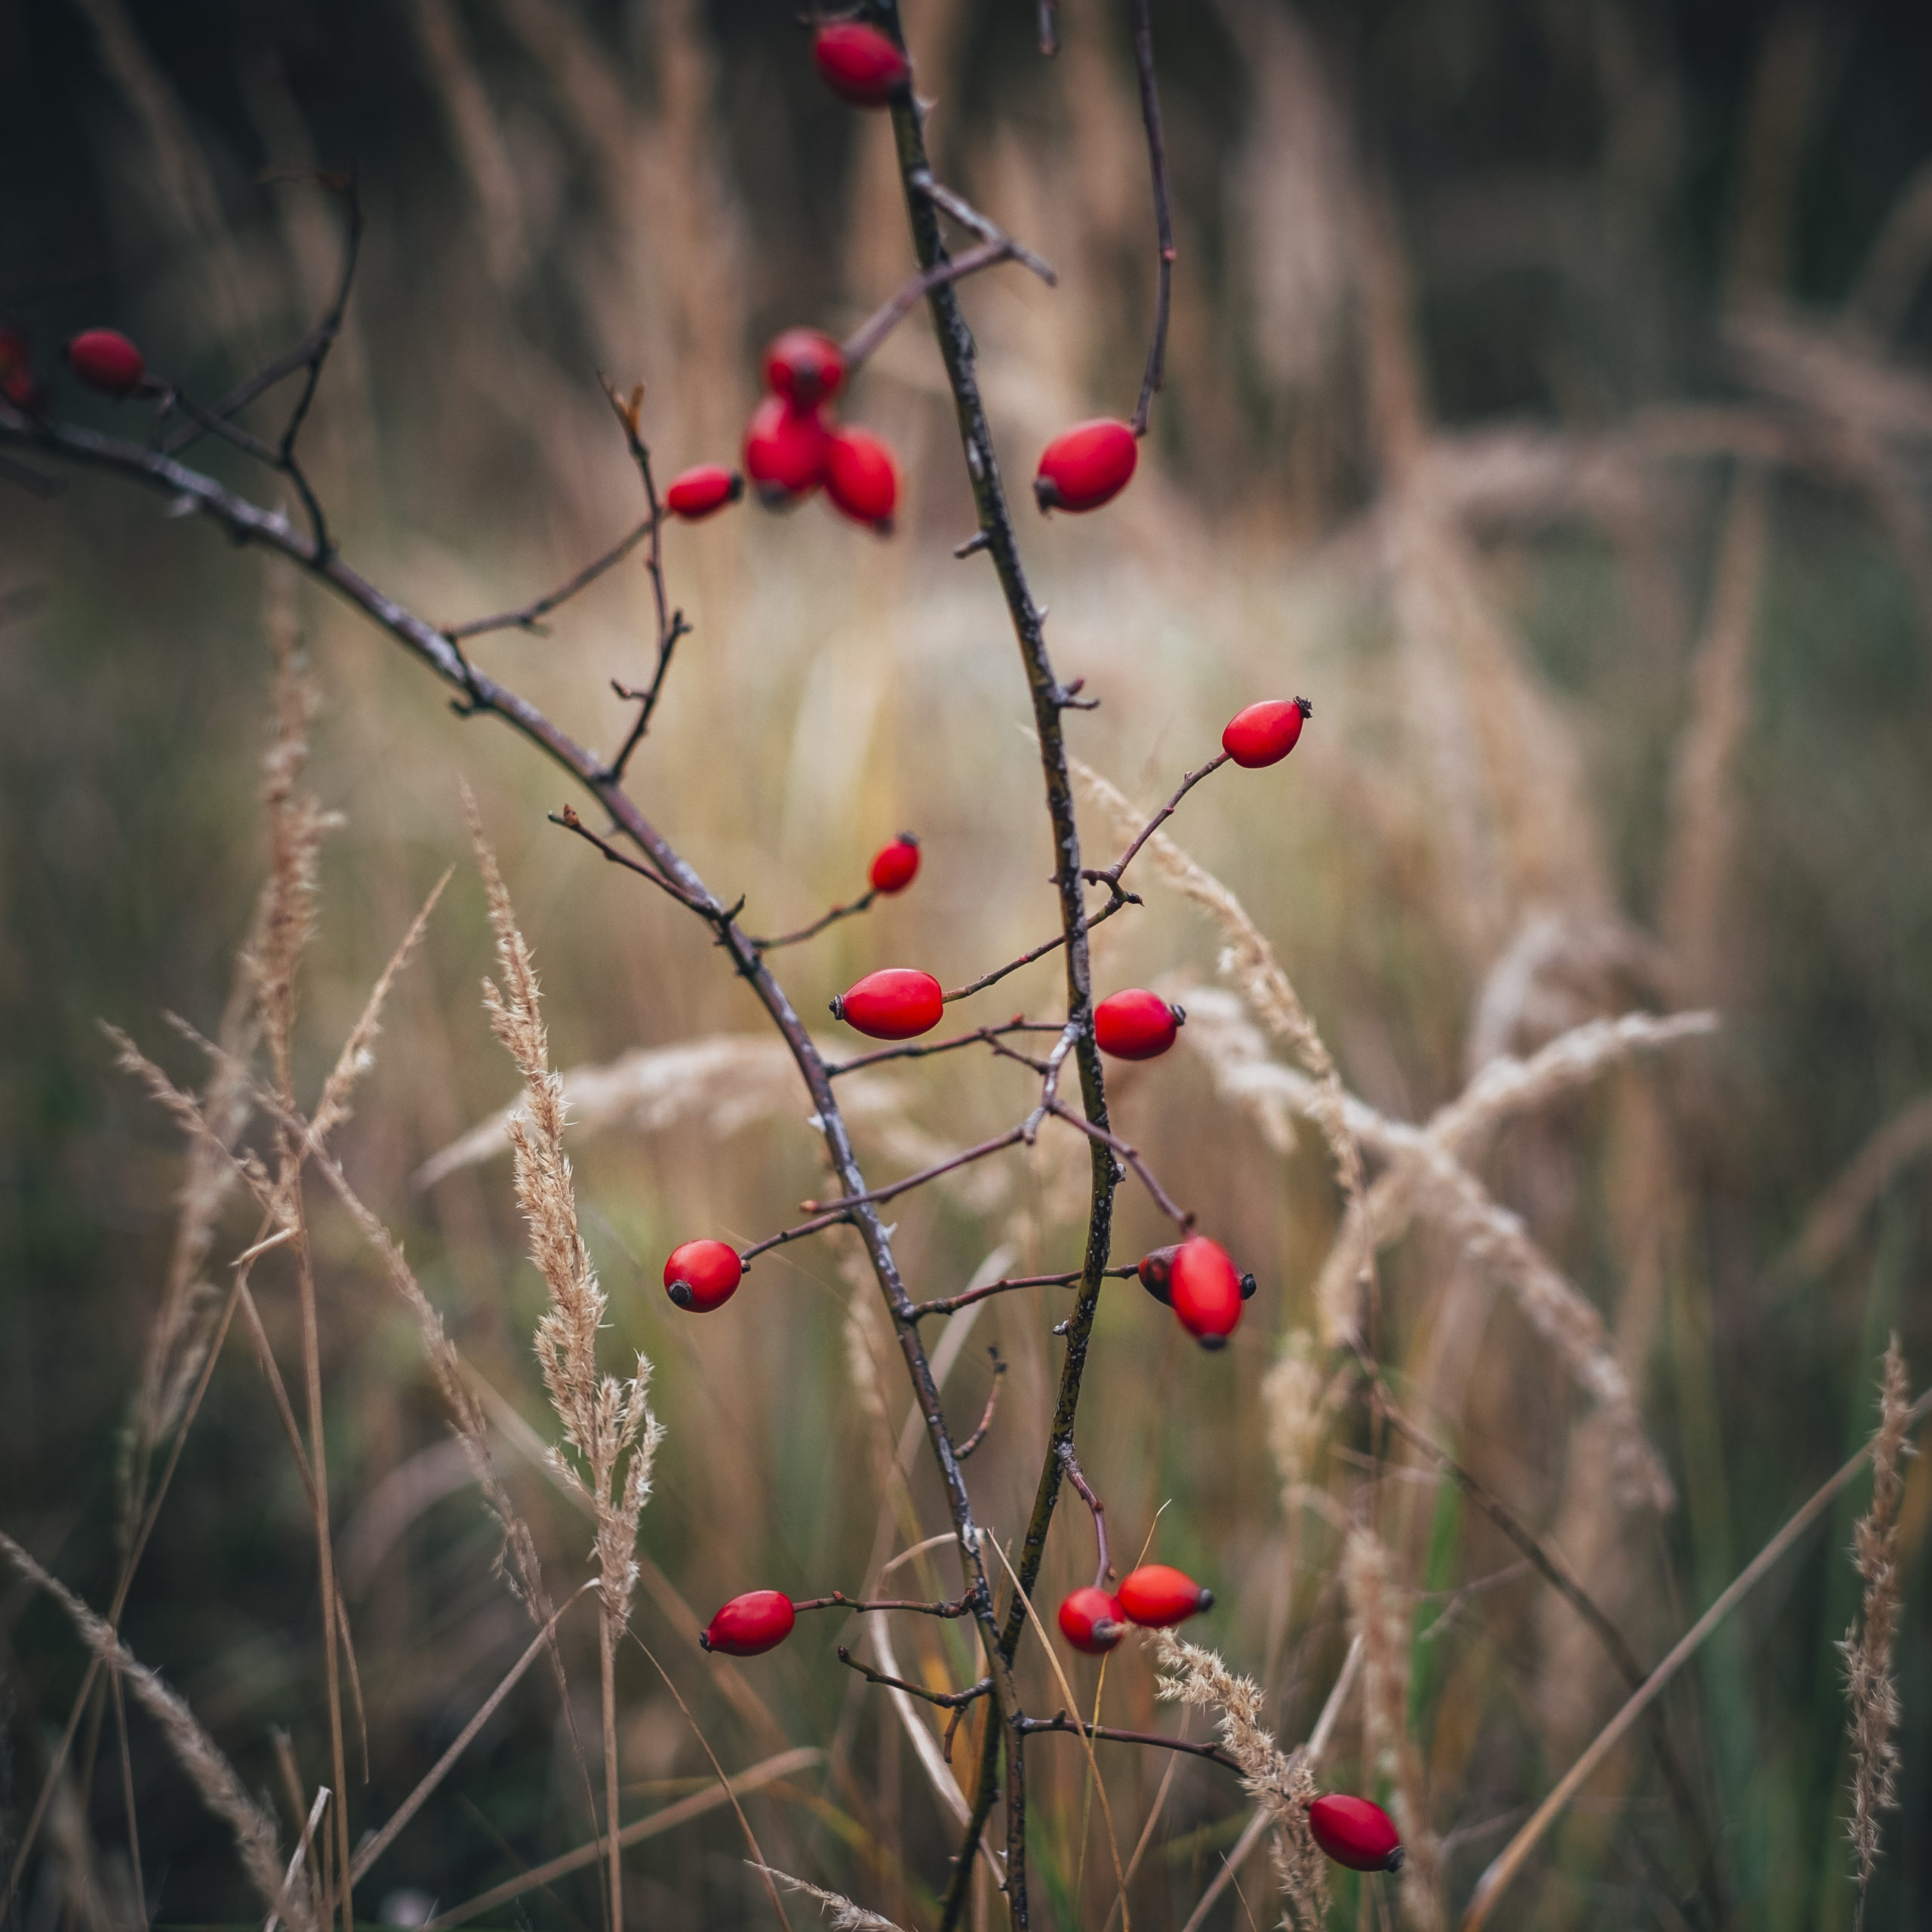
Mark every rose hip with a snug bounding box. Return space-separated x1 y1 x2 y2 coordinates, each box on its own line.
1308 1793 1405 1872
664 464 744 521
811 22 911 107
1221 697 1312 768
699 1589 796 1656
825 426 899 531
762 328 846 408
1117 1563 1213 1628
1094 989 1183 1060
743 394 830 504
663 1238 743 1313
1168 1235 1244 1349
868 834 920 894
1033 419 1137 514
832 968 943 1041
1057 1586 1127 1655
65 328 147 397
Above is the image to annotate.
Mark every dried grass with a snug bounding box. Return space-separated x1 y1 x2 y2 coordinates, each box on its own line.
1839 1335 1915 1927
1341 1530 1441 1930
1147 1629 1327 1931
749 1865 905 1931
0 1532 312 1932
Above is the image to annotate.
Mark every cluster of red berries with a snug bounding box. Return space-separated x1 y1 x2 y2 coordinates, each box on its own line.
1057 1561 1212 1654
744 329 900 531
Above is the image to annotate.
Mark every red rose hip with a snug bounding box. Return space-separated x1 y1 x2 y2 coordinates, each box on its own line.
825 427 899 531
1033 418 1137 514
1168 1235 1244 1349
743 394 830 503
811 22 911 106
699 1589 796 1657
1117 1563 1213 1628
761 328 846 408
1308 1794 1405 1872
868 833 920 894
663 1238 743 1313
832 968 943 1041
1057 1586 1127 1656
65 328 147 397
1094 989 1183 1060
1222 697 1312 768
665 463 743 521
1137 1243 1180 1305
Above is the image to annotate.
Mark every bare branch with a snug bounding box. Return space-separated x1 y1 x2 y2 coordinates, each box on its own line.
955 1349 1007 1460
836 1650 993 1709
1128 0 1174 438
749 888 879 953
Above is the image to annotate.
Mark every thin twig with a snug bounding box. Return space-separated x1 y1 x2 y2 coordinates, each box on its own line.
1046 1101 1192 1229
908 1265 1137 1322
792 1592 976 1619
955 1350 1008 1460
1084 753 1229 891
444 515 657 641
749 889 878 952
843 239 1051 374
942 891 1135 1004
1015 1715 1241 1774
836 1651 995 1708
907 171 1057 283
1128 0 1174 438
551 804 711 913
1057 1443 1112 1589
827 1019 1064 1077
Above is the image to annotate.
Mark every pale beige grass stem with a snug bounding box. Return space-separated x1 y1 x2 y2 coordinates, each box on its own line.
1463 1381 1932 1930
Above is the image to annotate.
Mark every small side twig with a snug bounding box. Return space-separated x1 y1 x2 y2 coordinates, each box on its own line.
793 1592 976 1620
943 891 1137 1003
908 171 1057 284
1084 751 1228 894
955 1349 1008 1460
445 515 658 641
551 805 710 914
1015 1714 1241 1774
1046 1101 1192 1229
843 238 1054 376
907 1265 1137 1323
1056 1443 1111 1589
836 1651 994 1708
750 888 879 953
1128 0 1174 438
827 1018 1065 1077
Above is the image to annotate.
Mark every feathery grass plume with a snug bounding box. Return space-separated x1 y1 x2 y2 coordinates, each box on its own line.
749 1865 906 1931
1840 1335 1915 1928
1148 1629 1327 1930
1342 1529 1442 1930
0 1531 312 1932
1264 1331 1328 1503
468 801 663 1625
1070 757 1369 1308
468 795 660 1932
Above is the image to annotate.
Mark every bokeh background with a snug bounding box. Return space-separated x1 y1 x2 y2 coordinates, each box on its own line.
3 0 1931 1927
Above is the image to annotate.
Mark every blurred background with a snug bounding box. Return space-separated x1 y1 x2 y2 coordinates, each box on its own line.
3 0 1930 1926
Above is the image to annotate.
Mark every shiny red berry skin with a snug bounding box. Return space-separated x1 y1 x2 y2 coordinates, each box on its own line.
65 328 146 397
869 834 920 894
663 1238 743 1313
1138 1243 1254 1308
1033 418 1137 514
832 968 944 1041
1308 1794 1405 1872
1117 1564 1213 1628
699 1589 796 1657
811 22 911 106
1222 697 1312 768
825 427 899 531
762 328 846 408
1057 1586 1128 1655
1094 989 1183 1060
1168 1235 1244 1349
665 463 744 521
744 394 830 503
